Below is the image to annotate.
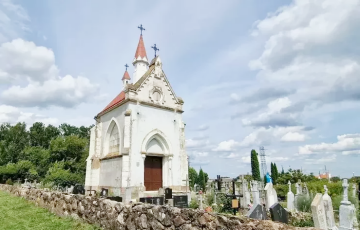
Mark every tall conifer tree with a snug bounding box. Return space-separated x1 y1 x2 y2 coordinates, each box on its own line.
250 149 261 181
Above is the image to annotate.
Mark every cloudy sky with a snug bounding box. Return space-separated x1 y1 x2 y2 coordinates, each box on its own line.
1 0 360 179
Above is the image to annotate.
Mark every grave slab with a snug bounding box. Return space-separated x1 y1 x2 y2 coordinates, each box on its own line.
270 202 288 224
311 193 328 230
247 204 266 220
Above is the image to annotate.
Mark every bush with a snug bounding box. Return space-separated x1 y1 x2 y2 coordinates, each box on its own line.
44 162 83 188
6 178 13 185
189 198 199 209
296 195 313 212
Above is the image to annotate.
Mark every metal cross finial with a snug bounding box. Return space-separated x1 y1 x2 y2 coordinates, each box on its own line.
125 64 129 71
138 24 145 35
151 44 159 57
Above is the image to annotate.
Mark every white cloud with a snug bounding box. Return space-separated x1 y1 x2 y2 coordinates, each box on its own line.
299 133 360 155
0 104 58 125
304 154 337 165
195 124 209 131
241 156 251 164
221 153 240 159
212 139 240 152
250 0 360 107
186 139 210 149
2 75 99 108
0 39 100 108
281 132 306 142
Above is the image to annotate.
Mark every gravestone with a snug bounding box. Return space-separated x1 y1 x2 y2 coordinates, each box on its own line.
173 195 188 208
322 185 336 229
73 184 85 195
287 181 295 211
101 188 108 197
139 197 164 205
108 196 122 202
311 193 328 230
265 182 277 209
165 188 172 200
247 203 266 220
303 183 310 199
198 191 204 210
270 203 288 224
251 181 260 205
339 179 355 230
158 187 165 196
241 178 250 208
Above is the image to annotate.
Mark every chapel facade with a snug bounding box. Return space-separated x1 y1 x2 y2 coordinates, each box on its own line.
84 30 189 199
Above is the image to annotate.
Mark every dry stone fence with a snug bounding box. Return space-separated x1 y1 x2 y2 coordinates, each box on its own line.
0 184 315 230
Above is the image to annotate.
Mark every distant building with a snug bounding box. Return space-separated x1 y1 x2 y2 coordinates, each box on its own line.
318 172 331 180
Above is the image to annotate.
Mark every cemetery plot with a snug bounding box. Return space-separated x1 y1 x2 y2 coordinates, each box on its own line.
269 203 288 224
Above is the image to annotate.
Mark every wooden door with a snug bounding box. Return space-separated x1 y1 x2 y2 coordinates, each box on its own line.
144 156 163 191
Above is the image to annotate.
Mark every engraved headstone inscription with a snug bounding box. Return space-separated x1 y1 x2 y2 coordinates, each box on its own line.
173 195 188 208
270 203 289 224
139 197 164 205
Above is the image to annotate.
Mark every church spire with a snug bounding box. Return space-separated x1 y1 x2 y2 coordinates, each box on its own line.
122 64 130 89
133 24 149 83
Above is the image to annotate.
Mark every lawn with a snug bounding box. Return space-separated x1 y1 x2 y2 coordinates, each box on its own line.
0 190 101 230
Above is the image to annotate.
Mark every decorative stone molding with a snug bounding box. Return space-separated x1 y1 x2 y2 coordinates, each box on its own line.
124 109 132 116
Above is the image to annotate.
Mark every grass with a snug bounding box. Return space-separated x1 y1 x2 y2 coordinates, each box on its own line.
0 190 101 230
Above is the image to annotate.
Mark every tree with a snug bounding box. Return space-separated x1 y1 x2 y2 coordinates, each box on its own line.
197 168 206 191
251 149 261 181
204 172 209 185
188 167 198 189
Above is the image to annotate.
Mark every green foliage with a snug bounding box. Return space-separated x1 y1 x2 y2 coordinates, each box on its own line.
188 167 198 189
291 219 314 227
189 198 199 209
331 176 341 182
216 193 232 213
197 168 206 191
6 178 13 185
296 195 313 212
250 149 260 181
0 122 93 186
44 162 83 188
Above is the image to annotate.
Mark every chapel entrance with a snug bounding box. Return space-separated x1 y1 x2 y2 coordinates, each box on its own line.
144 156 163 191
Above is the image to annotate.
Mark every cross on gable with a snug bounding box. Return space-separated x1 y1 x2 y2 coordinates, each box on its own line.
151 44 159 58
138 24 145 35
126 177 131 187
125 64 129 71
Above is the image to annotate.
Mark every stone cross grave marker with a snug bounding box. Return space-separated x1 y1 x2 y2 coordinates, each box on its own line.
322 185 336 229
270 202 288 224
247 203 266 220
311 193 328 230
339 179 355 230
198 190 203 210
287 181 295 211
24 178 28 184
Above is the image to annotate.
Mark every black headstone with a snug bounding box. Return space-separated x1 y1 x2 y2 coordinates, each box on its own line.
108 196 122 202
247 204 266 220
73 184 85 195
101 188 108 197
139 197 164 205
173 195 188 208
270 203 288 224
165 188 172 200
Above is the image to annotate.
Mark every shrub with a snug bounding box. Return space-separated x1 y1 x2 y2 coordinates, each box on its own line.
296 195 313 212
189 198 199 209
6 178 13 185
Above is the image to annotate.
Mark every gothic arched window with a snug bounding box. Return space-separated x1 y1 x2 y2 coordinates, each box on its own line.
108 124 120 155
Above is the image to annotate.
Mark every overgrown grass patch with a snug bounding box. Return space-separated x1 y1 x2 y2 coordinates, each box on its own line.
0 190 100 230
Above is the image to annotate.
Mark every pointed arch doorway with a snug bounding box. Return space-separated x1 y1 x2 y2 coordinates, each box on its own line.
142 131 171 191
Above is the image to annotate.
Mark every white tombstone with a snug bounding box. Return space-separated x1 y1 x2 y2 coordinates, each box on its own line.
264 182 277 210
311 193 328 230
251 181 260 205
304 183 310 199
322 185 337 230
339 179 355 230
287 181 295 211
241 179 251 208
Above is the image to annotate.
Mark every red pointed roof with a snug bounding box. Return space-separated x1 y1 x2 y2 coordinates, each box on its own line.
98 91 126 116
122 70 130 80
134 35 147 59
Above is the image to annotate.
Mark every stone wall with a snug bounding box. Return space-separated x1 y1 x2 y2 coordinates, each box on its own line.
0 185 315 230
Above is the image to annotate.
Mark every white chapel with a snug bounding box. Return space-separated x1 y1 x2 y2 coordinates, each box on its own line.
85 28 189 199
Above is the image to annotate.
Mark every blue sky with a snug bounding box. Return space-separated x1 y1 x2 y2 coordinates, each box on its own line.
1 0 360 179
